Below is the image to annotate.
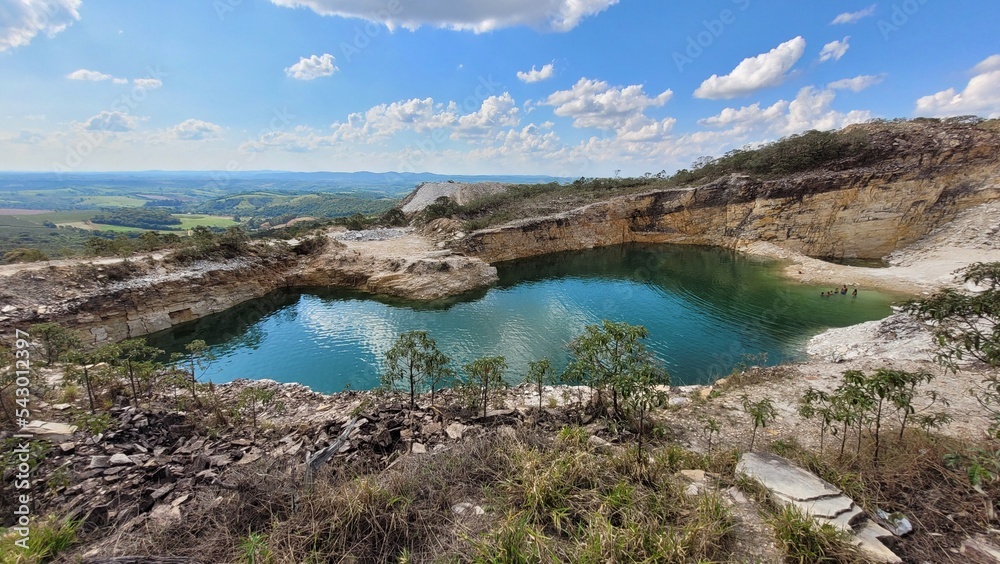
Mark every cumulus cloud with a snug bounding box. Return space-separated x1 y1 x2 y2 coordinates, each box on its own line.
545 78 672 132
168 119 223 140
268 0 618 32
915 55 1000 118
82 111 139 132
517 63 555 83
331 97 458 142
453 93 520 139
694 37 806 99
133 78 163 90
67 69 116 81
828 74 885 92
819 37 850 62
699 87 871 137
698 101 790 130
0 0 81 51
470 123 561 160
285 54 339 80
832 5 876 24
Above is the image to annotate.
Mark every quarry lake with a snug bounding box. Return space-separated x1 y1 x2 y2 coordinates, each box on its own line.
148 244 900 392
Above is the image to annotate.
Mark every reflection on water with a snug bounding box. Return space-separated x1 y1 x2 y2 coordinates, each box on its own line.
147 244 900 392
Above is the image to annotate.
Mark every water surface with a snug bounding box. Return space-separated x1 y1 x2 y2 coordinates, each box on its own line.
148 244 899 391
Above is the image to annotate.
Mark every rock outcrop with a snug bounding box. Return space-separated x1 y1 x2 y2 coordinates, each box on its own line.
0 230 497 343
737 452 902 562
458 121 1000 263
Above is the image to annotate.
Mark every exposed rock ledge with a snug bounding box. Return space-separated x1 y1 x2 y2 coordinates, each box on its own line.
0 229 497 343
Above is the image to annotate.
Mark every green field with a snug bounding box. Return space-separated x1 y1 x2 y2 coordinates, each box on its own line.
60 213 239 233
0 211 243 259
79 195 150 207
173 214 238 229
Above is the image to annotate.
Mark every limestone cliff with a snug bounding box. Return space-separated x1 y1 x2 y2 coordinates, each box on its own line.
0 231 497 343
457 120 1000 262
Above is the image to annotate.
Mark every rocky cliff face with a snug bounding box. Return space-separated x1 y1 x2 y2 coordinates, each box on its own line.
0 232 497 343
458 121 1000 263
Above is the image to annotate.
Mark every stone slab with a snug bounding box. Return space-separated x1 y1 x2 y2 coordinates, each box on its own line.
736 452 841 502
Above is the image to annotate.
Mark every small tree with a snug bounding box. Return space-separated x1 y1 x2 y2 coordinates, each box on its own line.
525 359 554 413
741 395 777 451
63 348 100 413
799 388 834 454
703 417 721 452
463 356 508 418
382 331 449 409
110 339 163 406
237 387 276 438
564 320 663 419
183 339 214 404
425 351 452 407
905 262 1000 370
30 323 79 365
621 363 669 464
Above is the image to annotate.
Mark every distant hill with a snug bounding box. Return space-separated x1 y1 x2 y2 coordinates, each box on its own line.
0 171 569 197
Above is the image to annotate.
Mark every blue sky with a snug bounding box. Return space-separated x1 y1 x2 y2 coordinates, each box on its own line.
1 0 998 176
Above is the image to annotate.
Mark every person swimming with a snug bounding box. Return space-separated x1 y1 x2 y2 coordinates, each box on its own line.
852 288 858 297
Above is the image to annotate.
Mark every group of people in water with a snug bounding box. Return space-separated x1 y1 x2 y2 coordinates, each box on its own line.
822 284 858 298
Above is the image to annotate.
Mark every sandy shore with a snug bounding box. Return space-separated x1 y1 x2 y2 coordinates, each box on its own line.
740 202 1000 296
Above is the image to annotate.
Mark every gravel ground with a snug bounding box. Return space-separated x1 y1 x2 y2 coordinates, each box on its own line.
332 228 413 242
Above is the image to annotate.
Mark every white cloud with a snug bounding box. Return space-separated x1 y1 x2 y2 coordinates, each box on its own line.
698 101 790 130
699 86 871 138
470 123 561 160
915 55 1000 118
331 98 458 142
268 0 618 32
453 93 520 139
168 119 223 140
67 69 116 81
133 78 163 90
973 54 1000 74
832 5 876 24
828 74 885 92
241 126 332 153
0 0 81 51
545 78 672 132
285 54 339 80
694 37 806 99
83 111 139 132
819 37 850 63
8 130 44 144
517 63 555 83
782 87 872 134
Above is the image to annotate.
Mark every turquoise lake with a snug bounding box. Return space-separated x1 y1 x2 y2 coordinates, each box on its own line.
148 244 900 392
